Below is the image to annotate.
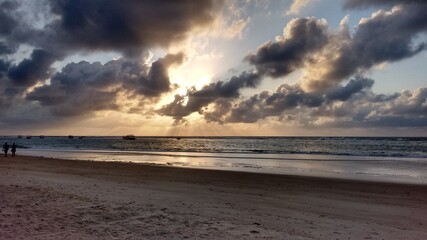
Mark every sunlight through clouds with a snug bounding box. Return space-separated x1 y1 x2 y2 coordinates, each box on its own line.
0 0 426 136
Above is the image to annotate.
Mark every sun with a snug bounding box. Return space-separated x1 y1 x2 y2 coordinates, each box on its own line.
154 66 213 108
171 66 213 88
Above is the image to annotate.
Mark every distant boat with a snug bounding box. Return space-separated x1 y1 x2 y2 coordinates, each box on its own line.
68 135 74 139
26 136 32 139
39 135 45 139
176 137 181 140
78 136 84 139
17 135 23 139
123 135 136 140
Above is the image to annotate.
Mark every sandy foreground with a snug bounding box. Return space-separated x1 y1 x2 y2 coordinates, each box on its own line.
0 156 426 240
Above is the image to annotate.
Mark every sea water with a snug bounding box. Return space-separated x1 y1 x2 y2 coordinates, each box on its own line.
2 136 427 184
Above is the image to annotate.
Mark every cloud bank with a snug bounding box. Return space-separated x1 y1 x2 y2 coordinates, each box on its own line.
0 0 221 122
0 0 426 133
160 0 427 129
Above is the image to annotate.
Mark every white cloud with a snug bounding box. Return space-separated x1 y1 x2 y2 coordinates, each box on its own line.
286 0 316 16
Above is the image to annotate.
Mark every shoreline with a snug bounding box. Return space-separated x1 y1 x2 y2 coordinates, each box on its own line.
10 153 427 186
18 148 427 185
1 155 427 239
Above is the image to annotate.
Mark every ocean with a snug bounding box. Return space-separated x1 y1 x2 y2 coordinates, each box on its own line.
2 136 427 184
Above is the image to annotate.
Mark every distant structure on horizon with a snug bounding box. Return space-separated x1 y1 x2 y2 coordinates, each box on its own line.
123 135 136 140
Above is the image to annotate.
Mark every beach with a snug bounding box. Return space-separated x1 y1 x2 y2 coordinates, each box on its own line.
1 155 426 239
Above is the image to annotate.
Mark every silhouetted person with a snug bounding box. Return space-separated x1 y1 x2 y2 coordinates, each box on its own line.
11 143 16 157
2 142 9 157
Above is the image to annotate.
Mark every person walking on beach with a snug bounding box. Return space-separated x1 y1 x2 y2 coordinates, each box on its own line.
2 142 9 157
11 143 16 157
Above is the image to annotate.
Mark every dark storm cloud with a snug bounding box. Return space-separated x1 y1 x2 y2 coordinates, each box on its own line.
0 0 222 122
245 17 329 78
0 41 16 55
7 49 57 87
26 60 121 116
0 58 10 75
124 53 184 97
0 0 19 36
26 53 183 116
0 0 42 51
1 0 221 77
158 71 261 121
47 0 222 52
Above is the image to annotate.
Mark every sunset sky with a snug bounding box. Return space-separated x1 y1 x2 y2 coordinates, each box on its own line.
0 0 426 136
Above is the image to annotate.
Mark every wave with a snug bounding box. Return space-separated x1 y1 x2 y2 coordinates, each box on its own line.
3 136 426 158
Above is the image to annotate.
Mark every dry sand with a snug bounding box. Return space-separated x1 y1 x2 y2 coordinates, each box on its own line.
0 155 426 239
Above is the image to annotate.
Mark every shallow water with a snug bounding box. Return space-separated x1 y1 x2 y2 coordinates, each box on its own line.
2 136 427 157
19 148 427 185
4 136 426 184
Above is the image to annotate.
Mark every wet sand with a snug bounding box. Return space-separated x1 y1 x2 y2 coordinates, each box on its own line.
1 155 426 239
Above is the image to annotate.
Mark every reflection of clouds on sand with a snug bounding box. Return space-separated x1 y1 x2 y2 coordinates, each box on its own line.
20 149 427 184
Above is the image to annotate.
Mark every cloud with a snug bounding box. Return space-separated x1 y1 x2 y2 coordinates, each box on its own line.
286 0 316 16
222 77 372 124
245 17 329 78
46 0 223 53
206 77 426 129
26 60 122 116
160 0 427 124
0 1 44 53
325 77 374 101
208 0 252 40
1 0 426 133
0 48 59 111
304 3 427 91
26 53 184 117
0 58 11 76
0 0 221 121
171 76 373 124
203 98 233 124
157 71 261 121
0 0 19 36
124 53 184 97
0 0 222 81
314 87 427 128
7 49 57 87
0 41 17 54
244 3 427 92
222 17 250 39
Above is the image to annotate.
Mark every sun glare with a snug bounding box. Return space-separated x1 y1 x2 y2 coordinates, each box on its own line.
170 67 213 90
154 67 213 109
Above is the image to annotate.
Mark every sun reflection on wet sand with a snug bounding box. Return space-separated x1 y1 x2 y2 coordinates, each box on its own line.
20 149 427 184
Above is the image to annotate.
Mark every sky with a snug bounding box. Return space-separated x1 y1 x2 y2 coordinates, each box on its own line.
0 0 426 136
